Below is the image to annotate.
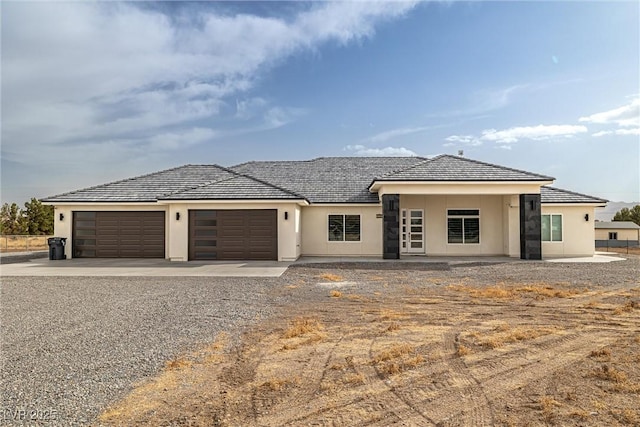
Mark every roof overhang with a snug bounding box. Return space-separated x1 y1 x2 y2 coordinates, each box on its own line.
542 202 607 207
369 180 554 197
157 198 310 206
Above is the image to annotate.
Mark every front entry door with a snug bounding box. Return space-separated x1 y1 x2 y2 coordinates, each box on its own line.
401 209 424 254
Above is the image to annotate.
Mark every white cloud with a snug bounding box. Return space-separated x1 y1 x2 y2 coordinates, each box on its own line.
445 134 482 146
2 2 418 166
344 145 417 157
479 124 587 143
579 97 640 127
592 128 640 137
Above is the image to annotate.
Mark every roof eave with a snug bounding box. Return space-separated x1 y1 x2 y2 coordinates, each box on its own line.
369 179 555 192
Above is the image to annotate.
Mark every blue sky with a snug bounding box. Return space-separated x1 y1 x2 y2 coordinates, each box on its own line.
2 1 639 204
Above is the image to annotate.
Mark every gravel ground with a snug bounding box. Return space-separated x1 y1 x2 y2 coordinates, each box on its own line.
0 276 287 426
1 255 638 426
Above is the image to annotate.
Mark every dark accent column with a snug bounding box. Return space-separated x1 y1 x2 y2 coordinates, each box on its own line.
519 194 542 260
382 194 400 259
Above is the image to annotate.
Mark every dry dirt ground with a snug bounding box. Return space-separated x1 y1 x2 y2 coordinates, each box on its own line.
99 259 639 427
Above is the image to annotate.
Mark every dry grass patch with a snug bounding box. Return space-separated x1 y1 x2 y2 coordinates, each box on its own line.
372 343 425 376
261 376 300 392
589 348 612 360
378 309 407 321
540 396 562 421
319 273 344 282
343 372 366 385
456 345 471 357
591 364 628 383
283 317 324 339
385 322 400 332
472 325 559 349
449 282 585 300
329 290 343 298
612 300 639 315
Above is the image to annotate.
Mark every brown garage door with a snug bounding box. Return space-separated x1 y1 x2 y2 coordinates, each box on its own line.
189 210 277 261
73 211 165 258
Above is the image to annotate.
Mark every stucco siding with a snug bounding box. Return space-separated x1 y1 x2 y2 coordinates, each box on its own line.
53 202 301 262
400 195 505 256
541 205 596 257
301 205 383 256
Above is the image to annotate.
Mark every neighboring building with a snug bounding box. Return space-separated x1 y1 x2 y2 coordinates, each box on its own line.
42 155 607 261
595 221 640 247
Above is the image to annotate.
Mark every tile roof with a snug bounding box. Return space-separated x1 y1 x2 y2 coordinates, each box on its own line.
160 174 304 201
594 221 640 230
540 186 607 205
42 155 604 205
232 156 425 203
42 165 236 202
374 155 555 182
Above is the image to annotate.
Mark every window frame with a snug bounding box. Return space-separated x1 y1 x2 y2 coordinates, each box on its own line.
327 214 361 242
446 209 480 245
541 213 563 242
609 232 618 240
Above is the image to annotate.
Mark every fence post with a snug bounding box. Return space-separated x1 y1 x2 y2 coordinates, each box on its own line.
627 239 629 255
26 235 29 252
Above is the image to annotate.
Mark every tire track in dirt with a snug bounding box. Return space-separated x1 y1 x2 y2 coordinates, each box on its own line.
468 329 616 401
402 328 494 426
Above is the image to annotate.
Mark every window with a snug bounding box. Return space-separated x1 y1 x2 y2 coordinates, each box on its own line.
328 214 361 241
447 209 480 244
541 214 562 242
609 232 618 240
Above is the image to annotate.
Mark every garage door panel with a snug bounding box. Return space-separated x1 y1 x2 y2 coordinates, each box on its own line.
73 211 165 258
189 209 277 261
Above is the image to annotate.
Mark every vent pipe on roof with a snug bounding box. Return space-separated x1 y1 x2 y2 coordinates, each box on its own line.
458 150 464 156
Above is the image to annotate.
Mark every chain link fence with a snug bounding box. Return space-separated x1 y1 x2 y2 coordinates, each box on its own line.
0 235 52 253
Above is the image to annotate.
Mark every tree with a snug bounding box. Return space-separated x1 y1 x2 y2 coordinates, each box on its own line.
22 198 54 235
0 202 27 235
612 205 640 226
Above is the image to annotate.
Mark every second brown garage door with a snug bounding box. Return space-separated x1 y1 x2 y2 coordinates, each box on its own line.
189 210 278 261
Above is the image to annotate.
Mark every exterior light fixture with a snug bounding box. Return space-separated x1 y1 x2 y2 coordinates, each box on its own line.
176 212 181 221
59 213 64 221
284 211 289 220
584 214 589 221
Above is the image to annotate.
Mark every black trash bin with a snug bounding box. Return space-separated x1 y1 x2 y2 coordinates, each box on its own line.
48 237 67 260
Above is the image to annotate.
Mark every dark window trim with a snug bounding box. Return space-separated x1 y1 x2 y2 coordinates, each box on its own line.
328 214 361 242
447 208 480 245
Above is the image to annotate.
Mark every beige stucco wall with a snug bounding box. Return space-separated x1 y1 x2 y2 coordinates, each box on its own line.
595 228 640 241
541 205 596 257
301 205 383 256
374 182 546 197
52 202 301 261
503 195 521 257
400 194 505 256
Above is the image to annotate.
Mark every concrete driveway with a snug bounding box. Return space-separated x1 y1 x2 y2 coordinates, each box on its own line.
0 257 291 277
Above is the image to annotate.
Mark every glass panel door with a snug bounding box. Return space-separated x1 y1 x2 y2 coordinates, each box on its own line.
401 209 424 253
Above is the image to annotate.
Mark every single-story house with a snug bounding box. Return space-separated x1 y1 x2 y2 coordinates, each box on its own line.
595 221 640 247
42 155 607 261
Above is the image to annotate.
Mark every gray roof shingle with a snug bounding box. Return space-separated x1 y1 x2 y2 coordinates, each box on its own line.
540 186 607 204
374 155 555 182
232 157 425 203
160 175 304 200
42 155 605 205
594 221 640 230
42 165 236 202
